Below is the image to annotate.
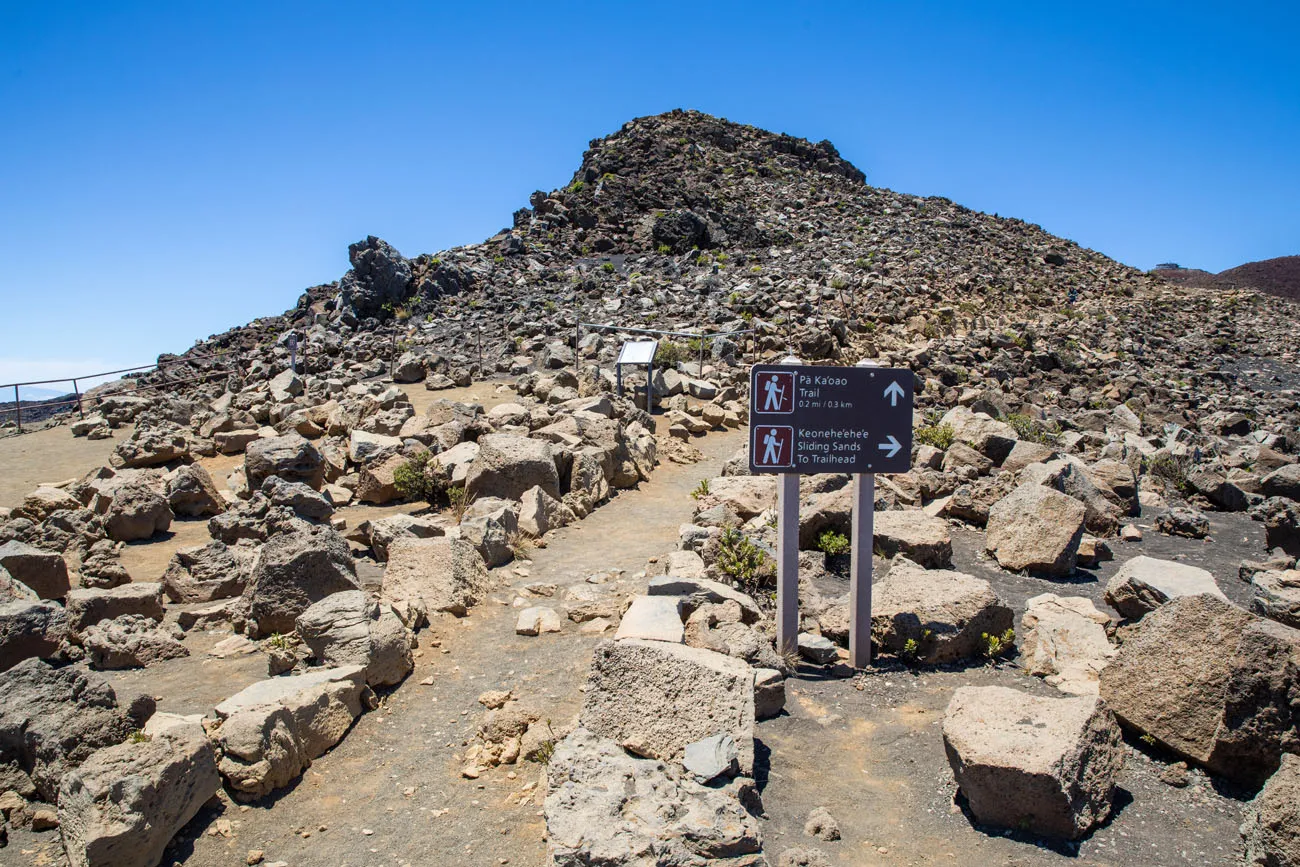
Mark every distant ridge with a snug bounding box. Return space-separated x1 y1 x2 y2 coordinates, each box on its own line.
1152 255 1300 302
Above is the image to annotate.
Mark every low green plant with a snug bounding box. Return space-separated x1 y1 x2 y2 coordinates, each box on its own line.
265 633 292 651
716 529 773 594
915 423 955 450
657 244 672 254
532 720 558 764
568 180 586 193
447 485 472 523
980 628 1016 660
690 479 711 500
656 341 689 367
129 729 151 744
1006 413 1059 445
1139 733 1157 746
817 530 850 557
900 637 919 661
507 531 534 560
392 452 445 505
601 262 615 273
1146 454 1193 495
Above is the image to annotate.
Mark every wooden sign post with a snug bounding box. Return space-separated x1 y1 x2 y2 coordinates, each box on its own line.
749 360 914 666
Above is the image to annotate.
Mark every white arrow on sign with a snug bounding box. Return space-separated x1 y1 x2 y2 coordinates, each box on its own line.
877 434 902 458
883 381 905 406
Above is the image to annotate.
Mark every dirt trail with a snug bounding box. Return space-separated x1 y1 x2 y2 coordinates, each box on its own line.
164 428 744 867
0 423 130 509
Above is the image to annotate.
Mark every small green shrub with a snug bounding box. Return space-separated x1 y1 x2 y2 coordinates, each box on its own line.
901 638 919 660
1146 454 1193 495
690 479 711 500
817 530 850 557
656 341 689 367
657 244 672 254
915 423 955 450
129 729 151 744
601 262 615 273
716 529 773 594
392 452 445 505
1006 413 1059 445
980 628 1016 660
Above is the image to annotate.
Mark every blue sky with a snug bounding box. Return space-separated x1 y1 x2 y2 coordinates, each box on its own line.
1 1 1296 385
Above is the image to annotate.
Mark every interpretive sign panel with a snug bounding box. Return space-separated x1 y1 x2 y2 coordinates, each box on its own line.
748 364 914 474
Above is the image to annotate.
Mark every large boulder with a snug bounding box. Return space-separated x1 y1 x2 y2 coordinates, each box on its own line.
1021 594 1116 695
0 600 66 672
871 560 1013 664
942 686 1124 839
985 484 1085 577
1258 497 1300 558
102 479 173 543
0 565 37 603
0 659 139 802
110 427 189 469
1241 752 1300 867
1251 570 1300 629
872 511 953 568
261 476 334 521
465 434 560 502
381 537 491 625
295 591 414 687
457 498 517 568
245 434 324 491
364 513 445 562
164 463 225 518
1103 555 1226 620
65 583 165 641
544 727 762 867
355 453 407 505
161 540 253 603
243 527 359 636
82 615 189 670
57 716 219 867
0 540 70 600
518 484 576 538
940 405 1018 464
581 639 755 774
211 665 370 800
1099 594 1300 785
1262 464 1300 502
339 235 412 315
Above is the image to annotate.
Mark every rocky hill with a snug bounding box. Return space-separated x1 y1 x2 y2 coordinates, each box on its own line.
119 109 1296 454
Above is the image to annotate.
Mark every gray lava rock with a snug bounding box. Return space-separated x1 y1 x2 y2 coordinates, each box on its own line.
103 479 172 543
0 659 138 802
245 434 325 491
465 433 560 503
243 526 359 636
57 716 219 867
295 590 414 687
0 541 70 600
82 615 189 670
943 686 1124 839
0 600 66 672
544 727 762 866
1241 752 1300 867
161 540 252 603
339 235 412 315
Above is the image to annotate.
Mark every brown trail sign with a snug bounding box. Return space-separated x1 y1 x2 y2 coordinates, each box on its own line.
749 361 915 667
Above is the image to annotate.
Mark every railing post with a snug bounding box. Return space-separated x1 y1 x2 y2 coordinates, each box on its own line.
73 378 84 419
13 385 20 433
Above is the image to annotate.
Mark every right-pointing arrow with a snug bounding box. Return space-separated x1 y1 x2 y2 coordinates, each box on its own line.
883 381 905 406
877 434 902 458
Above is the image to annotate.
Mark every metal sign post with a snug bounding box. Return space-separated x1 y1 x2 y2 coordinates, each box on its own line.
850 358 878 669
748 361 914 667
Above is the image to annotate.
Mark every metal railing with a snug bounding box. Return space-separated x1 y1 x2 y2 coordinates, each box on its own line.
0 351 241 435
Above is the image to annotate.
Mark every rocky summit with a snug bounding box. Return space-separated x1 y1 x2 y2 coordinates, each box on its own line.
1 109 1299 867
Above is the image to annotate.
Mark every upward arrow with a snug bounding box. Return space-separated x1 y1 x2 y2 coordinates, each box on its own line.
883 381 905 406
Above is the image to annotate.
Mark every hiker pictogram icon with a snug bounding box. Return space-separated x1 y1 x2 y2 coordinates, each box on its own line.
753 425 795 468
754 371 795 414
